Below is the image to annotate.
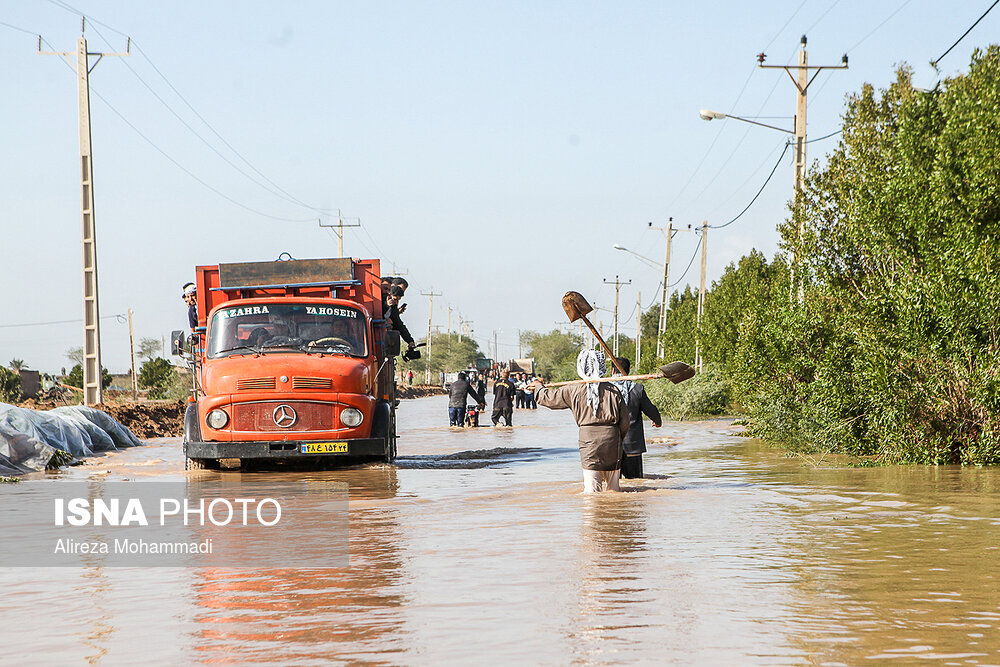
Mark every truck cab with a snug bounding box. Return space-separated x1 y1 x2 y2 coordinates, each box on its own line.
180 257 399 470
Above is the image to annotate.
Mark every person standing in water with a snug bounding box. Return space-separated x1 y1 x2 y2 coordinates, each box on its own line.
610 357 661 479
529 349 628 492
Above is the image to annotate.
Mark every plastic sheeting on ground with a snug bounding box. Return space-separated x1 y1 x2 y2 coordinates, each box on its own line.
0 404 142 476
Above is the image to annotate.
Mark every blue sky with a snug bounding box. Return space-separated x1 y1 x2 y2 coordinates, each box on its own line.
1 0 996 373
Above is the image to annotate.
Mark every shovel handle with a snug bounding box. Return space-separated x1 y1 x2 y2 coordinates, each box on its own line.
543 372 662 388
579 316 629 376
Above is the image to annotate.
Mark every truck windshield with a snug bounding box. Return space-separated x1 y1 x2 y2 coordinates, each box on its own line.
207 303 368 358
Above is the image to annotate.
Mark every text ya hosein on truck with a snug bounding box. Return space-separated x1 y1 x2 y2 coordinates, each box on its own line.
174 257 400 470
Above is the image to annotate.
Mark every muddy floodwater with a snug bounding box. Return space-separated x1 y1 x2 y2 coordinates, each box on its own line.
3 395 1000 665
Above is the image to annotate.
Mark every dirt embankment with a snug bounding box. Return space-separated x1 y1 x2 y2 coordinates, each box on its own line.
17 387 442 440
16 398 186 439
397 384 447 399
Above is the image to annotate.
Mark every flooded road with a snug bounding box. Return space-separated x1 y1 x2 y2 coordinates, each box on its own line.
3 395 999 664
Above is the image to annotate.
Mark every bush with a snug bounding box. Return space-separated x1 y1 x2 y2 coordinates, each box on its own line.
645 363 731 420
0 367 21 403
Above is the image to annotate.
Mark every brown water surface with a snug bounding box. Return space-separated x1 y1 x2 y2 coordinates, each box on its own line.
3 395 999 664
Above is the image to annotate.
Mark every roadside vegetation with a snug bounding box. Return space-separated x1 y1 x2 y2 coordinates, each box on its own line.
525 47 1000 465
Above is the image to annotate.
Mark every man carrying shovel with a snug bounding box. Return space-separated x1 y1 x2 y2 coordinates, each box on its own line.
528 349 629 493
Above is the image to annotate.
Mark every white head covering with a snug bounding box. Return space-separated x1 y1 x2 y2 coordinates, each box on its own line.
576 348 606 412
182 282 196 296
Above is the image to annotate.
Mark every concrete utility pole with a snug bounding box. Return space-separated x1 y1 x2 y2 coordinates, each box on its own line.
636 291 642 369
758 36 847 302
447 307 452 339
493 330 499 364
518 329 522 358
40 22 129 406
694 222 709 372
318 210 361 258
421 290 441 384
649 219 674 360
603 275 631 356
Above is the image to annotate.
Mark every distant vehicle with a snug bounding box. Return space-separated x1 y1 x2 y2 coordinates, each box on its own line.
508 358 536 375
174 257 400 470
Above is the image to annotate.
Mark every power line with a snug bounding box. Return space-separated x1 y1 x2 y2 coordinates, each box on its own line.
847 0 916 54
0 20 40 36
669 237 702 288
709 141 791 230
44 0 337 220
0 313 126 329
931 0 1000 67
805 129 842 144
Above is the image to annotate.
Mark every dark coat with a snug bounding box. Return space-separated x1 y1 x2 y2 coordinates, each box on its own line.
384 303 414 345
617 381 661 454
535 383 629 471
449 379 483 408
493 379 516 408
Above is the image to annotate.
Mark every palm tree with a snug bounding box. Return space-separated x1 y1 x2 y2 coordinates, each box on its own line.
8 359 25 371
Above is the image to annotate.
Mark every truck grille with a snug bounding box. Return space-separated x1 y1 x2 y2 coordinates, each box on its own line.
292 376 333 390
237 377 276 391
232 401 334 432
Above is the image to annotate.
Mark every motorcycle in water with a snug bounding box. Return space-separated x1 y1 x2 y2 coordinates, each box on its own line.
465 404 481 428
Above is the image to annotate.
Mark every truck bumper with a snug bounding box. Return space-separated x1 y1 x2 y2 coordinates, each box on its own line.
184 438 388 460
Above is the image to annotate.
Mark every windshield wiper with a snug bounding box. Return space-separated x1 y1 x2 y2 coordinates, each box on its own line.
215 345 261 355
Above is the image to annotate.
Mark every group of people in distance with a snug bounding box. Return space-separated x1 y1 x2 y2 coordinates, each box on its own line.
447 368 545 428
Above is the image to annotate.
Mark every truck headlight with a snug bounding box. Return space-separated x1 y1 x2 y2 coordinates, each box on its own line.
341 407 363 428
206 408 230 430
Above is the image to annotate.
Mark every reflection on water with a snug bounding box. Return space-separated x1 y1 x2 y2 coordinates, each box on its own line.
1 396 999 664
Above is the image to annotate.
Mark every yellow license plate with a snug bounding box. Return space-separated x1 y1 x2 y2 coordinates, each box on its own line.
300 442 349 454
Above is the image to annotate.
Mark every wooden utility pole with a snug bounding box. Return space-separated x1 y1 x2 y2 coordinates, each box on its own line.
758 36 847 303
40 22 129 405
128 309 137 400
649 219 674 360
421 290 441 384
695 222 708 372
318 210 361 258
603 275 631 356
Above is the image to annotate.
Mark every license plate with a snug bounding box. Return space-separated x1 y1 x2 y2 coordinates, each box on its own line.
300 442 349 454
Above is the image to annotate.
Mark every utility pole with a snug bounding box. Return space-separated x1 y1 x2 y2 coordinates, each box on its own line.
603 275 631 356
636 291 642 369
493 330 499 364
40 22 129 405
390 263 408 276
421 290 441 384
318 210 361 258
758 36 847 303
649 219 674 360
694 222 709 372
128 309 137 401
447 306 452 340
518 329 522 358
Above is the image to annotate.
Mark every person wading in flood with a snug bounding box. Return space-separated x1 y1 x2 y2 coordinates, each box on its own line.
610 357 661 479
492 370 516 427
448 372 484 427
529 349 629 492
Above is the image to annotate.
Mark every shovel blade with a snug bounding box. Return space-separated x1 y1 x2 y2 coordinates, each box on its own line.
659 361 696 384
562 291 593 322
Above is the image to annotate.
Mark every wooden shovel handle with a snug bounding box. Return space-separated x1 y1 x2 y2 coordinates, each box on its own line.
579 316 629 376
544 372 661 388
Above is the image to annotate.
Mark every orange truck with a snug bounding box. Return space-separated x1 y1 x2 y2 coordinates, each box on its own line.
175 257 400 470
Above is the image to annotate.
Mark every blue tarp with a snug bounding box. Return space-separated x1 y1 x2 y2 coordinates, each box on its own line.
0 404 141 475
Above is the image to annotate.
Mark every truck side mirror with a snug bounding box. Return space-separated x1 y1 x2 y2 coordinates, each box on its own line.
170 330 186 356
385 329 401 357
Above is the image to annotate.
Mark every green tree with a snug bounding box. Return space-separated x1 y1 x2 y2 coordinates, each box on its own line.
731 47 1000 464
398 332 484 377
137 337 162 362
521 329 583 381
138 357 175 399
0 366 20 403
8 359 25 371
65 364 112 390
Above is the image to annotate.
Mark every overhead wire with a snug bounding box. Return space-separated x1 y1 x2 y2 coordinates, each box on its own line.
43 0 337 222
669 236 702 288
709 141 791 230
931 0 999 67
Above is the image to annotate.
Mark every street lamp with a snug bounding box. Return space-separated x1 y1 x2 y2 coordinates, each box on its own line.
613 244 660 270
698 109 792 134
